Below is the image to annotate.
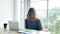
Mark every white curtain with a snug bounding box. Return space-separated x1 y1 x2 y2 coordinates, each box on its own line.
0 0 14 28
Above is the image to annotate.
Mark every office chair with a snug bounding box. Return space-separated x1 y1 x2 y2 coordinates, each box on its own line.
25 19 42 30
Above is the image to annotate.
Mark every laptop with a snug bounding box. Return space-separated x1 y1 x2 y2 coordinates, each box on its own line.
8 21 19 31
8 21 25 33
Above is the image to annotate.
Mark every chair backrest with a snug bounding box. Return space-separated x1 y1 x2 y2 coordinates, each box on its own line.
25 19 42 30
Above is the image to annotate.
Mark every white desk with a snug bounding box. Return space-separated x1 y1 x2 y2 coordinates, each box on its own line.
0 28 51 34
0 28 18 34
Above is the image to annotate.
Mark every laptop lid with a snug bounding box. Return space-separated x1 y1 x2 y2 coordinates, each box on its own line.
8 21 19 31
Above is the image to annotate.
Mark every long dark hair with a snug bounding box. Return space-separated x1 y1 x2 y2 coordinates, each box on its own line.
27 8 36 19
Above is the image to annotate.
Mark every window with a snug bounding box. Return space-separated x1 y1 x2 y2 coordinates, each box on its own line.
30 0 60 33
48 0 60 34
30 1 47 10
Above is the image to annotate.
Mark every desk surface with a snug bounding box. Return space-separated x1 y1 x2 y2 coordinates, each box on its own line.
0 28 50 34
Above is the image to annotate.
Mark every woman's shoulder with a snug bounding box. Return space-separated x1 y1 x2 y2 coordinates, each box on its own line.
25 18 40 20
35 18 40 20
34 18 40 21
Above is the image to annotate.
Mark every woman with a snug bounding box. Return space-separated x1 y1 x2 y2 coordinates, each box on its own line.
25 8 43 30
